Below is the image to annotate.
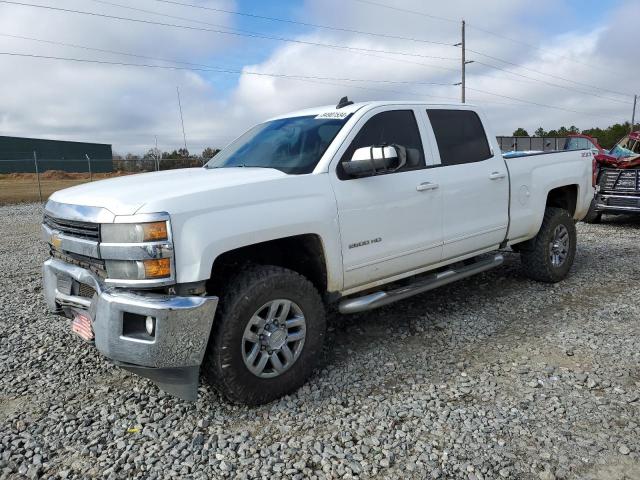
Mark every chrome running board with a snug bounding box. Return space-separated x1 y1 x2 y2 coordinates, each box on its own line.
338 254 504 314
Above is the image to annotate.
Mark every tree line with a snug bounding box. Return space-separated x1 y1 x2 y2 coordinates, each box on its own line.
114 147 220 162
112 147 221 172
511 122 635 149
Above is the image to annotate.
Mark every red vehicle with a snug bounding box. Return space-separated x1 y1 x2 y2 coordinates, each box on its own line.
565 133 640 223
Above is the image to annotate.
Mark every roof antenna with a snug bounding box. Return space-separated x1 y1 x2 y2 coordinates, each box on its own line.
336 96 354 109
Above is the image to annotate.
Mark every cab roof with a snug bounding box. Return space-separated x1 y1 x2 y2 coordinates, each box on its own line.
267 100 477 121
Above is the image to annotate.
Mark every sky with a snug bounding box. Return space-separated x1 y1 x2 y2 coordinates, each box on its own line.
0 0 637 155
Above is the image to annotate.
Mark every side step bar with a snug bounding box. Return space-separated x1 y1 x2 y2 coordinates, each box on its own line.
338 254 504 314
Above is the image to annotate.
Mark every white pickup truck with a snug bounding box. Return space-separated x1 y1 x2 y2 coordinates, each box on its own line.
42 99 593 404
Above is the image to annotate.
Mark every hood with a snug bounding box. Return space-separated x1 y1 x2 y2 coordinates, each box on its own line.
49 167 287 216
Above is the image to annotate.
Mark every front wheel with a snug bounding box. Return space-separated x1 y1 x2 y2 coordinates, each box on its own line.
520 207 577 283
203 265 326 405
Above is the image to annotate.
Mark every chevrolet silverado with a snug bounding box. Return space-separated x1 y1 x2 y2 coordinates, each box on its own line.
42 99 594 404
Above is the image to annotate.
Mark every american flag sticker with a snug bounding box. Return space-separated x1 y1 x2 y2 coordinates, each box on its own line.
72 312 94 342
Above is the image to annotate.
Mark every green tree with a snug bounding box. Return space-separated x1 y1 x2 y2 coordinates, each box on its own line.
519 122 632 150
581 122 630 149
512 128 529 136
202 147 220 159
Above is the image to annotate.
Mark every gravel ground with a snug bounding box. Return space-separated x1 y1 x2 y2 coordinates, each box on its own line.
1 203 639 480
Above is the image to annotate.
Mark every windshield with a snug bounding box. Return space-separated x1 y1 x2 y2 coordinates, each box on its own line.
564 137 594 151
205 114 350 174
610 136 640 159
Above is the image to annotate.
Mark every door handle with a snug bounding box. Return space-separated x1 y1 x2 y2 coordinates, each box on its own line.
417 182 439 192
489 171 506 180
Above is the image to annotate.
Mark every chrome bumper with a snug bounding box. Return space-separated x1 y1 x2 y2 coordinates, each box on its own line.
43 258 218 399
595 194 640 213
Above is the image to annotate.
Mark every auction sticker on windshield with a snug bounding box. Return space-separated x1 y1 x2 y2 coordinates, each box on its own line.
315 111 350 119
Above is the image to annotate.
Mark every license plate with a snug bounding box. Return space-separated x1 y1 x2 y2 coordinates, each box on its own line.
72 311 94 342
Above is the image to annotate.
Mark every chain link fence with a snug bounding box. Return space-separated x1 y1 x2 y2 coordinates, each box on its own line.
0 151 211 205
496 136 571 152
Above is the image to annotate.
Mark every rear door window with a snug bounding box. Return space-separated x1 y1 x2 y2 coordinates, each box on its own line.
426 109 492 166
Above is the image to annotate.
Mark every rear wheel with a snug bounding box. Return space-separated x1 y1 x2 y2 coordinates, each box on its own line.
203 265 325 405
520 207 577 283
582 198 602 224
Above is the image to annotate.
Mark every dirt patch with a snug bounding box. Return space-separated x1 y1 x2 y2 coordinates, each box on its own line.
0 171 134 205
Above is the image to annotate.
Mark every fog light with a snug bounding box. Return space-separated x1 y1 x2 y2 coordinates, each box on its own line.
145 316 155 336
143 258 171 279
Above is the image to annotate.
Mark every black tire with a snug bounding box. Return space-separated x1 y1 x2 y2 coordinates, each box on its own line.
203 265 326 405
520 207 577 283
582 198 602 224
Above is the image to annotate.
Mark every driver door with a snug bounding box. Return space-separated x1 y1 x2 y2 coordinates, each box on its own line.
329 107 443 290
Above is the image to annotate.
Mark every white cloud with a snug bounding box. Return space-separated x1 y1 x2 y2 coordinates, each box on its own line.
0 0 238 154
0 0 638 155
232 0 638 137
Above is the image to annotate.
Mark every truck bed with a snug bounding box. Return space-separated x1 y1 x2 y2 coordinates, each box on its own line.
504 149 593 243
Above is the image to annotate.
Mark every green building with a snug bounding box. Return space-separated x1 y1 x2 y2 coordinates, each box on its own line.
0 136 113 173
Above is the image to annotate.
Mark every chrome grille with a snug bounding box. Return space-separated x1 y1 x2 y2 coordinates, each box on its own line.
606 197 640 208
50 249 106 278
599 169 640 194
43 214 101 241
77 282 97 299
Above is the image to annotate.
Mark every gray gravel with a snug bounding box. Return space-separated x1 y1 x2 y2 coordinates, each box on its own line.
1 203 639 480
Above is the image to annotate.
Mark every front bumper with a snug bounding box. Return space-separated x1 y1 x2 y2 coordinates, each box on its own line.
43 258 218 400
594 193 640 213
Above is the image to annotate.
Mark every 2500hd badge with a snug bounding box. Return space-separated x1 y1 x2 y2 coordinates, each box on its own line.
349 237 382 249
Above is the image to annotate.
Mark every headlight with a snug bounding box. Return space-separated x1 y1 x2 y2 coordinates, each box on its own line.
101 221 168 243
105 258 171 280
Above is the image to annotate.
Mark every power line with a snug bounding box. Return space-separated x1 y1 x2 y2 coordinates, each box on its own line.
350 0 622 79
6 0 630 105
1 27 629 117
466 22 608 73
142 0 628 105
468 59 632 105
1 33 527 109
466 86 617 119
0 1 459 62
466 48 633 98
0 49 619 119
350 0 457 24
146 0 456 47
349 0 632 99
0 50 454 88
0 30 461 78
0 34 522 108
3 50 465 102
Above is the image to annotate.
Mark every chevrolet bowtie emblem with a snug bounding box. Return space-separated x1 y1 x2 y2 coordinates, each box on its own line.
51 233 62 249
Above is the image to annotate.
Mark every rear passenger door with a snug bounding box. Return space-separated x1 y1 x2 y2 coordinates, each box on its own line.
330 107 443 290
425 109 509 260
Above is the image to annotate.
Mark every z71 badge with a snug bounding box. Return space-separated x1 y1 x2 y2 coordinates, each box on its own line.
348 237 382 249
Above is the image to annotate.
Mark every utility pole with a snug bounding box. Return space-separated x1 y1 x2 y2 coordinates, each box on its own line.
632 94 637 132
461 20 466 103
155 135 160 171
85 154 92 182
33 151 43 204
454 20 473 103
176 86 188 153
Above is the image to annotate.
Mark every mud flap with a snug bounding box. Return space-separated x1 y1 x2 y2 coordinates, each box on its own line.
119 364 200 401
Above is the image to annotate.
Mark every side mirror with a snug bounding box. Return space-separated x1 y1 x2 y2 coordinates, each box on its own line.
342 146 400 178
